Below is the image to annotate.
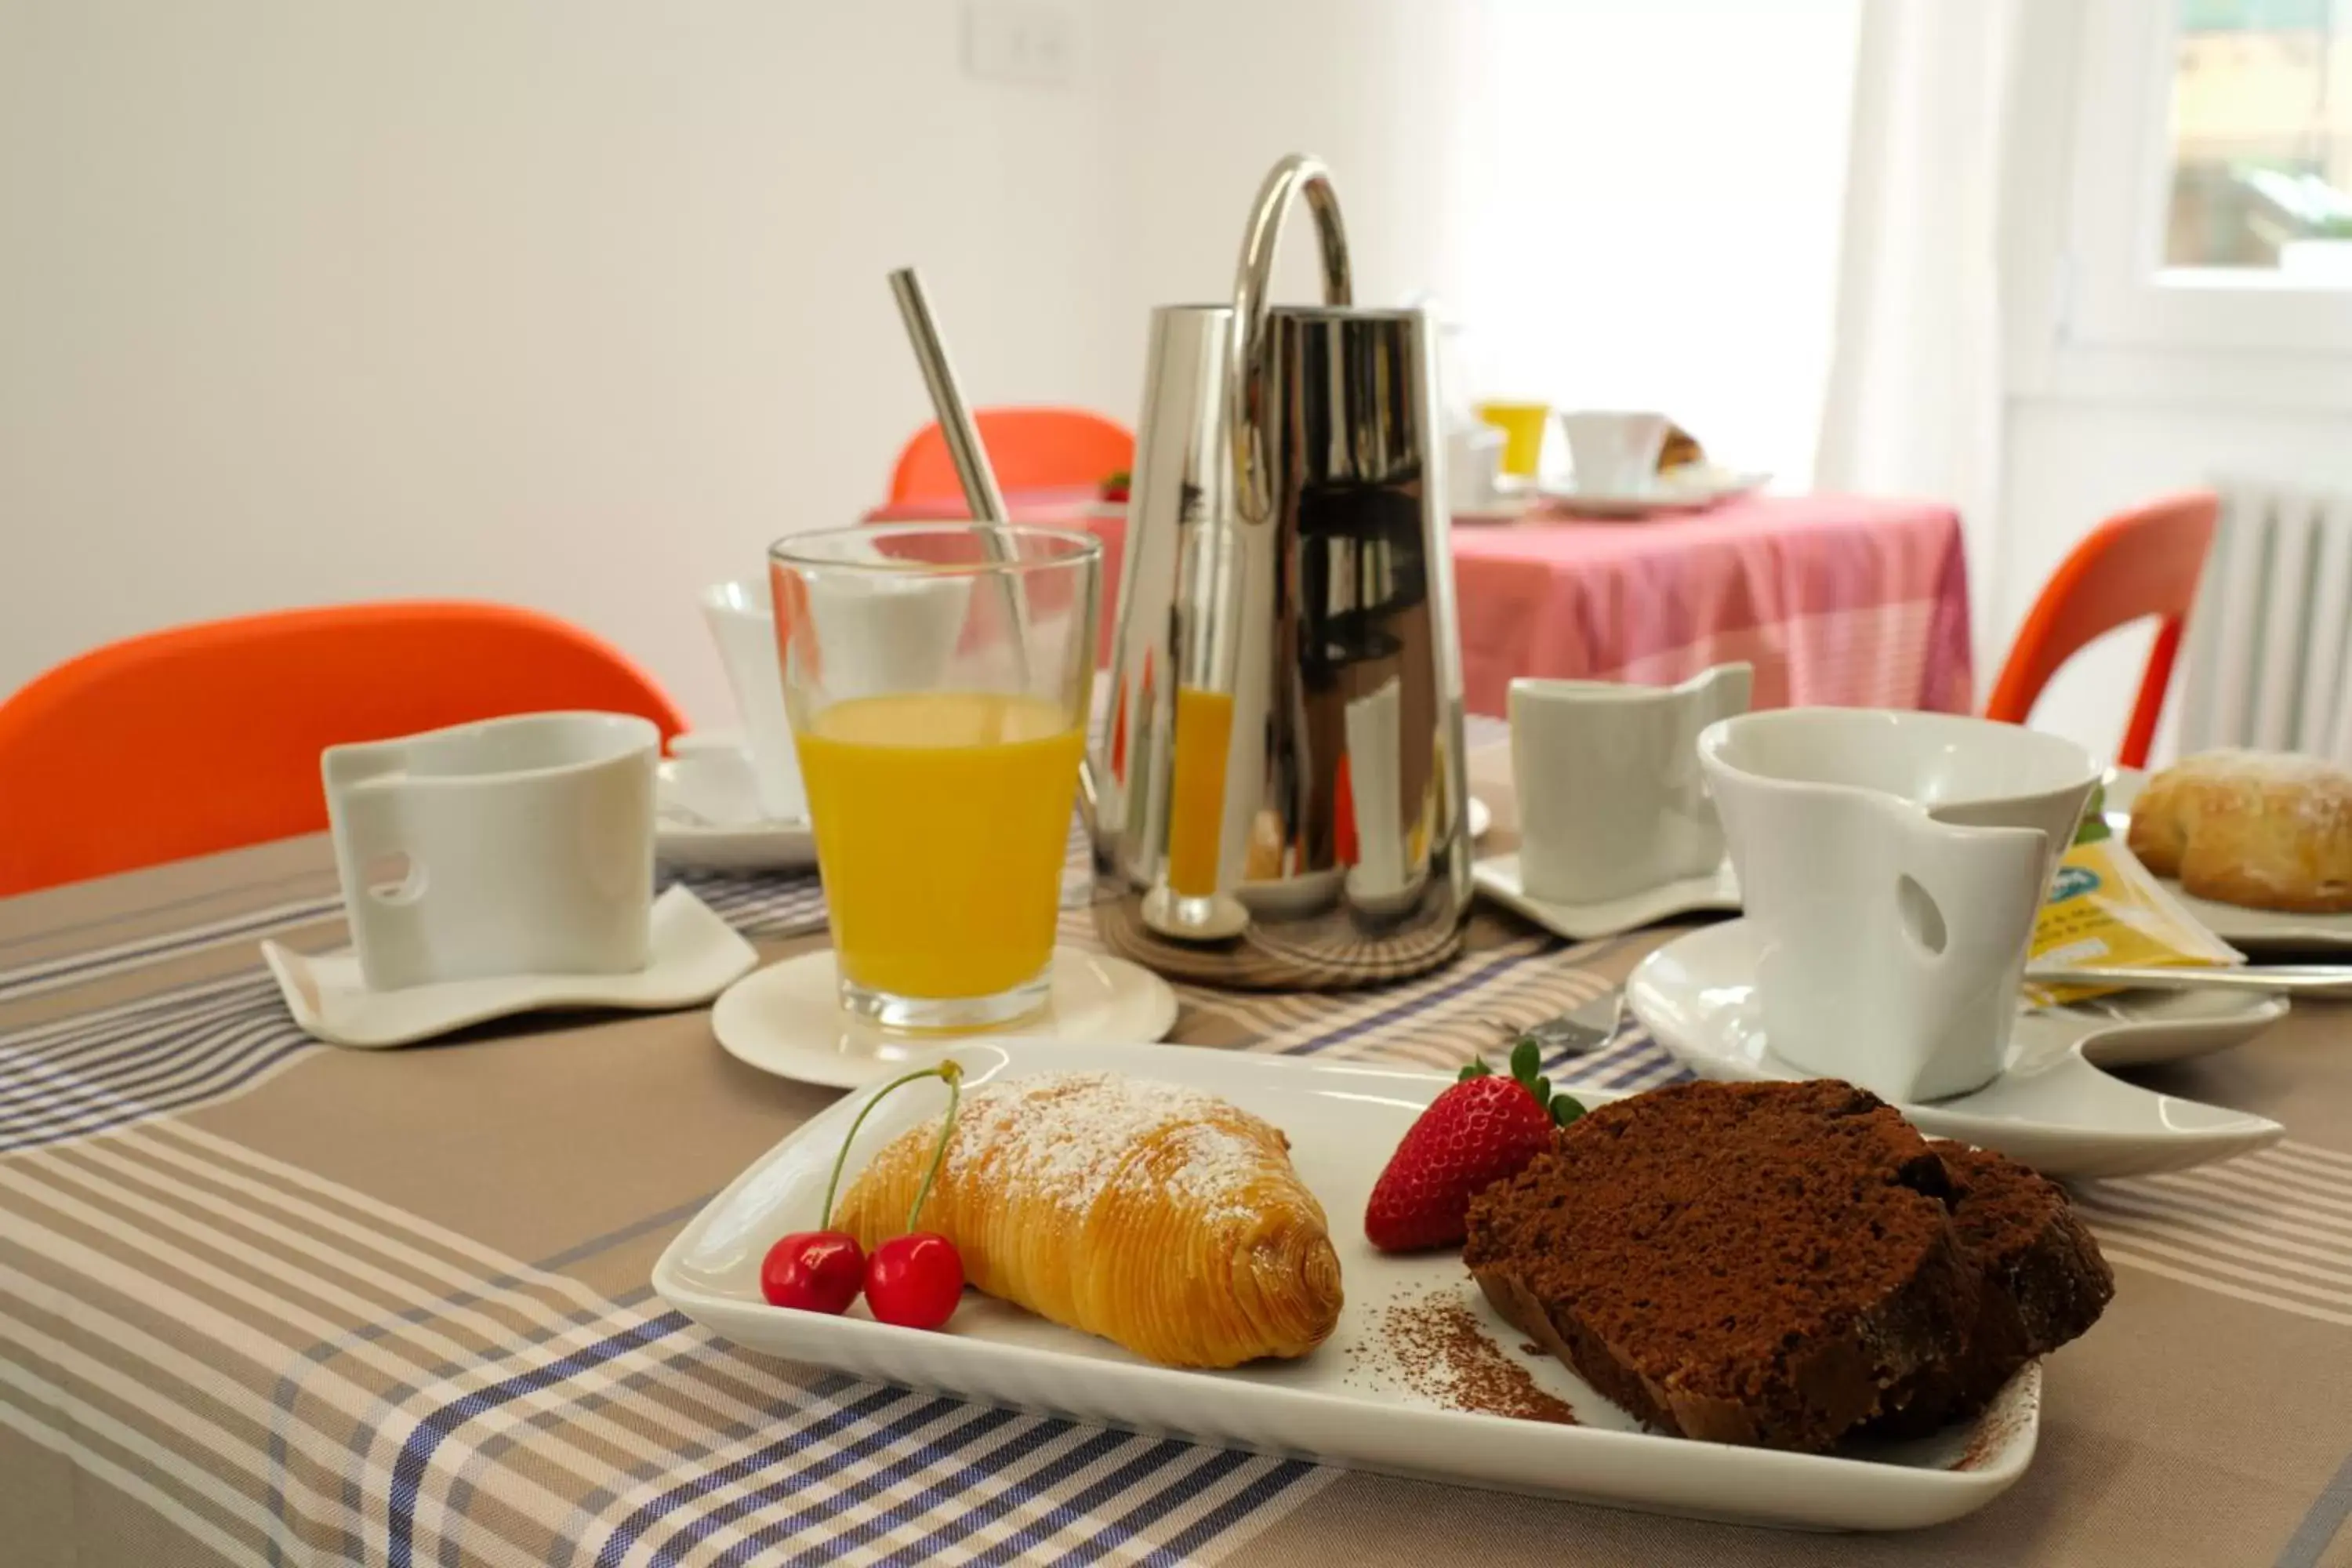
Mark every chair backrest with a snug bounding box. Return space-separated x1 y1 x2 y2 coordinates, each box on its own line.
0 601 686 895
887 408 1134 503
1984 490 2220 768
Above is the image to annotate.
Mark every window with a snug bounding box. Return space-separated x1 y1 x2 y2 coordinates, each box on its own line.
2165 0 2352 280
2055 0 2352 364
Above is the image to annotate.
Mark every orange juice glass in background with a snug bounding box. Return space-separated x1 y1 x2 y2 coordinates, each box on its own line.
1474 401 1552 480
769 524 1101 1031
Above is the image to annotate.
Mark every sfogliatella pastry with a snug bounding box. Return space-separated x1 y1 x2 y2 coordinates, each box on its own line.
2127 748 2352 912
833 1071 1343 1367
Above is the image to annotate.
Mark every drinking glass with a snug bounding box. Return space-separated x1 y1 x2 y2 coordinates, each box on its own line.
769 523 1101 1030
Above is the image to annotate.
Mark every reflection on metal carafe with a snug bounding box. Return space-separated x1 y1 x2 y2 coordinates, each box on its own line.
1091 154 1471 988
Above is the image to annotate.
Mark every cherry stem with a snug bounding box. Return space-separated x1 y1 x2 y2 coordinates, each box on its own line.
818 1060 965 1232
903 1063 963 1233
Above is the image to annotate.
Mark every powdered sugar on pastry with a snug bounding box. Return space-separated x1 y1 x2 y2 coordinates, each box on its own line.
913 1072 1279 1221
2127 748 2352 911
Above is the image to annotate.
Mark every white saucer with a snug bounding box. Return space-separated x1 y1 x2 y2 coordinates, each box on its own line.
261 886 759 1049
657 749 817 873
711 946 1180 1088
2107 768 2352 951
1540 467 1770 519
1627 919 2283 1178
1472 852 1740 940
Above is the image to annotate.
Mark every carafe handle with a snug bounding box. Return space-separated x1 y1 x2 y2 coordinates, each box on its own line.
1229 154 1354 524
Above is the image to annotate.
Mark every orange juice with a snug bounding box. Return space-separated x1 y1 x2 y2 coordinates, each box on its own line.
797 691 1083 1000
1166 685 1233 896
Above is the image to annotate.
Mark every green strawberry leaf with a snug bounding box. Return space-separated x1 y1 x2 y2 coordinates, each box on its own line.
1509 1036 1541 1085
1457 1059 1493 1082
1549 1093 1586 1128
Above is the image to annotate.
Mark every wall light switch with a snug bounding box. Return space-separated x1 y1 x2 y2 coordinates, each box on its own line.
963 2 1075 88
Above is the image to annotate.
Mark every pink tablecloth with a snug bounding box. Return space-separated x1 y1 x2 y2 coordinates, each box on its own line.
868 488 1973 717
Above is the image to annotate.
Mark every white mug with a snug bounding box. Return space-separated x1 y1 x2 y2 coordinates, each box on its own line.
1510 663 1752 905
1697 709 2100 1102
1558 410 1669 494
1446 425 1507 512
322 712 658 991
702 578 808 822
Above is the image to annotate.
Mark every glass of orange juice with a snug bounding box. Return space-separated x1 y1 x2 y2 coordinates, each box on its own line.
768 524 1100 1031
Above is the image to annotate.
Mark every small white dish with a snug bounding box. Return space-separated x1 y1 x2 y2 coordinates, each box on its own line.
1541 468 1770 519
655 1040 2039 1533
711 947 1179 1088
1468 793 1492 842
261 886 757 1049
1474 851 1740 941
1628 919 2284 1178
657 749 818 873
2106 768 2352 951
1452 495 1538 526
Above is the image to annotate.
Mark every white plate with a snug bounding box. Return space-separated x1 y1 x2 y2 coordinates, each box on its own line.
2107 768 2352 950
657 749 818 873
1628 919 2284 1178
653 1040 2038 1534
1468 793 1492 842
261 886 757 1049
1540 467 1770 520
1472 852 1740 940
1453 496 1538 525
711 947 1179 1088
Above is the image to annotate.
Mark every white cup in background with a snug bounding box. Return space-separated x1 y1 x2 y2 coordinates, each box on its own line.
1698 709 2100 1102
1446 426 1508 512
323 712 658 991
1558 410 1670 495
1510 663 1751 906
702 578 808 823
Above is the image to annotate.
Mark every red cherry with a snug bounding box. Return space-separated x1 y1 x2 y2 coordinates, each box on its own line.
864 1232 965 1329
761 1230 865 1314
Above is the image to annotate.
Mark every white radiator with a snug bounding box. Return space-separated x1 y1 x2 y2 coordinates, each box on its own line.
2179 480 2352 763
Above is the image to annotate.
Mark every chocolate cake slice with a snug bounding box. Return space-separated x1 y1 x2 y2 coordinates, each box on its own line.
1869 1141 2114 1436
1464 1079 1981 1452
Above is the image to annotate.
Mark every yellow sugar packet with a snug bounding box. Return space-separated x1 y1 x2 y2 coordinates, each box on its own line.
2026 835 2243 1007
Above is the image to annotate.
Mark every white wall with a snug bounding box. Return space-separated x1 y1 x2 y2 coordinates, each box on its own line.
2 0 1869 728
0 0 1126 722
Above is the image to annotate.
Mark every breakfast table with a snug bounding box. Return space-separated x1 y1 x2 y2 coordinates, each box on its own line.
5 742 2350 1568
866 489 1976 718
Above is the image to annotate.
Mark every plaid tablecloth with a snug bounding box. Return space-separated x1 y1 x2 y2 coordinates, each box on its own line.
869 489 1976 719
5 750 2351 1568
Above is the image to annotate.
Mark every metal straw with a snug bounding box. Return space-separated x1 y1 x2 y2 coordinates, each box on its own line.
884 267 1098 825
888 268 1011 527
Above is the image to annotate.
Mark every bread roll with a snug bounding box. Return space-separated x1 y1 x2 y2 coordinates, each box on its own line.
2126 749 2352 912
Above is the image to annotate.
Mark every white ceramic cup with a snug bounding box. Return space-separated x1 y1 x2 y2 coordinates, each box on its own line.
323 712 659 992
1697 710 2100 1102
1558 410 1670 494
1446 425 1507 511
1510 663 1752 905
702 578 808 822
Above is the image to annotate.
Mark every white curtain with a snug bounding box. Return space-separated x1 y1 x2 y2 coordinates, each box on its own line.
1814 0 2027 662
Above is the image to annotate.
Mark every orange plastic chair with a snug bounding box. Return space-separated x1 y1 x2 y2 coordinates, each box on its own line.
887 408 1134 503
0 601 687 896
1984 491 2220 769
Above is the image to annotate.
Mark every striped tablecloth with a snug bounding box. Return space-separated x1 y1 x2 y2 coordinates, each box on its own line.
869 489 1976 719
6 751 2351 1568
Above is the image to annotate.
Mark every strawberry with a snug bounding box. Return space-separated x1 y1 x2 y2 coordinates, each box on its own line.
1364 1037 1584 1253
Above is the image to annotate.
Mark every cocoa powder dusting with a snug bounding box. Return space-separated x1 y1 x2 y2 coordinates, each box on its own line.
1381 1297 1577 1425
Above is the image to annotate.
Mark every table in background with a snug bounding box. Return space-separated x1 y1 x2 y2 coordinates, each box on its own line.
870 489 1975 716
5 750 2347 1568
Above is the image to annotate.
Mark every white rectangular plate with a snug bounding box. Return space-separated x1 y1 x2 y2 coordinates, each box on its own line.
2107 769 2352 950
654 1040 2038 1533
